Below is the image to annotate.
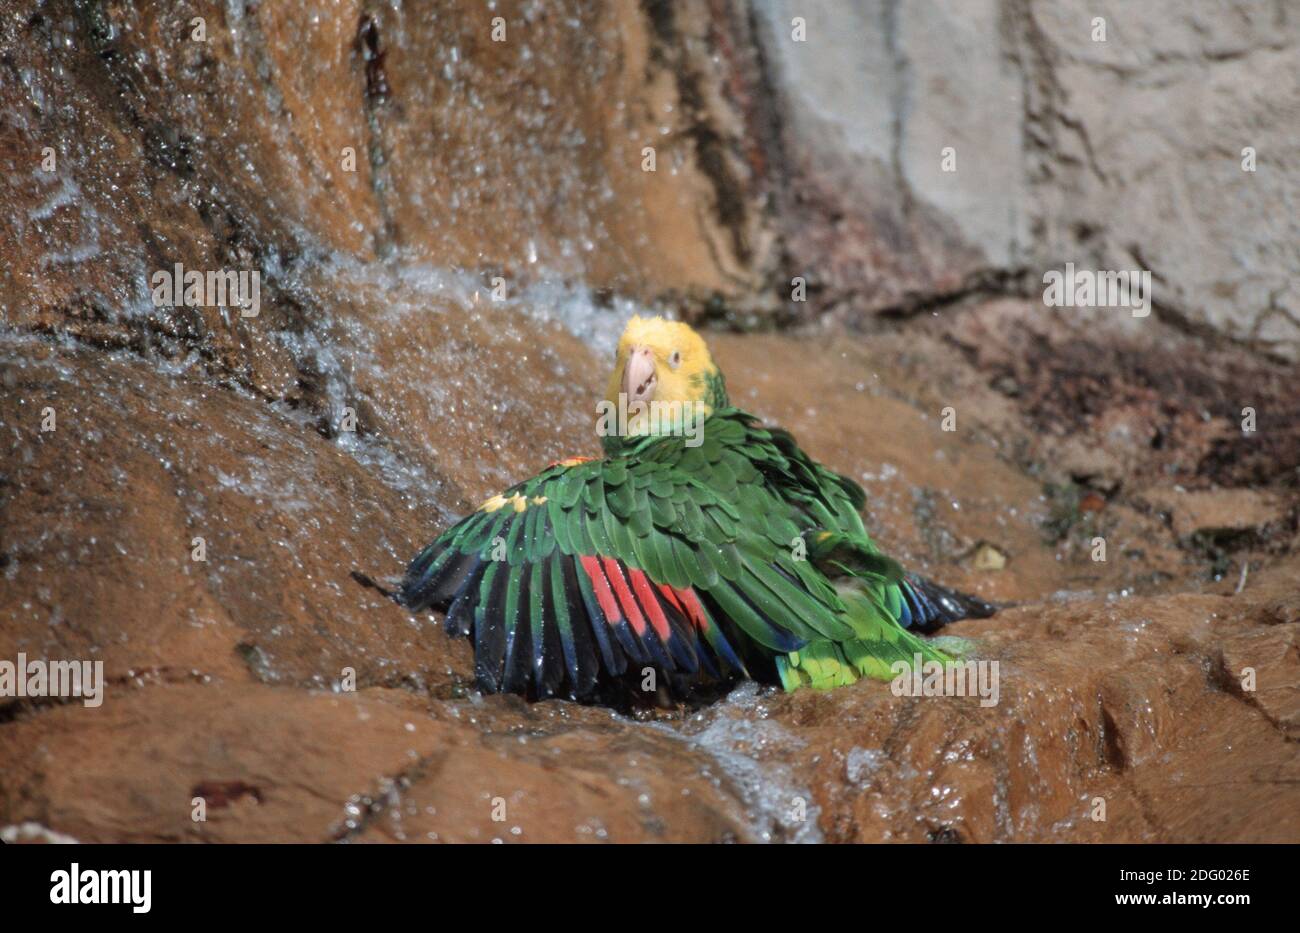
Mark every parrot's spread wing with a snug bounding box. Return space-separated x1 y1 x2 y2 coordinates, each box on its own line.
401 412 894 699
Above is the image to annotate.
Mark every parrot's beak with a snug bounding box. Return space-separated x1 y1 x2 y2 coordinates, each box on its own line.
621 345 657 411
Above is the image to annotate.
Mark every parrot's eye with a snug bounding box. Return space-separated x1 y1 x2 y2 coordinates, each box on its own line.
668 350 682 370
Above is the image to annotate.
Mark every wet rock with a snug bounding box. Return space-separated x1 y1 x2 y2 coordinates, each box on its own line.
0 682 753 843
927 298 1300 503
0 338 474 691
341 698 755 843
1138 487 1290 541
1219 625 1300 738
276 264 609 505
0 0 764 376
1257 594 1300 627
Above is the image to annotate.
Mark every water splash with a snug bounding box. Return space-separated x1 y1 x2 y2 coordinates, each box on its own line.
656 683 824 843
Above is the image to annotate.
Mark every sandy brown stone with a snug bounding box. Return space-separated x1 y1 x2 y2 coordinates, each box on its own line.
0 682 755 843
0 342 474 692
1139 488 1289 541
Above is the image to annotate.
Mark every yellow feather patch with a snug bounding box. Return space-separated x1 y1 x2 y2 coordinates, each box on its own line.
481 492 546 514
551 457 594 469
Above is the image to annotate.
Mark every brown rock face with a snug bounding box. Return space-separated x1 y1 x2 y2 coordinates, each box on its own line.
4 313 1297 843
2 1 1297 844
0 1 766 361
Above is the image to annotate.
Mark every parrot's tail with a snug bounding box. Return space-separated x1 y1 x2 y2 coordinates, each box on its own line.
896 573 998 634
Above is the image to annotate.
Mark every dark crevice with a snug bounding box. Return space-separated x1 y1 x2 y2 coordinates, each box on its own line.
356 9 400 258
639 0 764 281
327 749 449 843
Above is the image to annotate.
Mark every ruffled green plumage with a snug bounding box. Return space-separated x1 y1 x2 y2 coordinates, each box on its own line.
402 408 959 700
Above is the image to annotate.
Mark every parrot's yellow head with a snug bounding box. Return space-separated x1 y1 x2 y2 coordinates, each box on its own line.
605 315 726 411
599 315 727 449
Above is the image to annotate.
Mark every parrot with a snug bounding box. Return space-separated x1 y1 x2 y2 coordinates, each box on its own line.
400 315 994 703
